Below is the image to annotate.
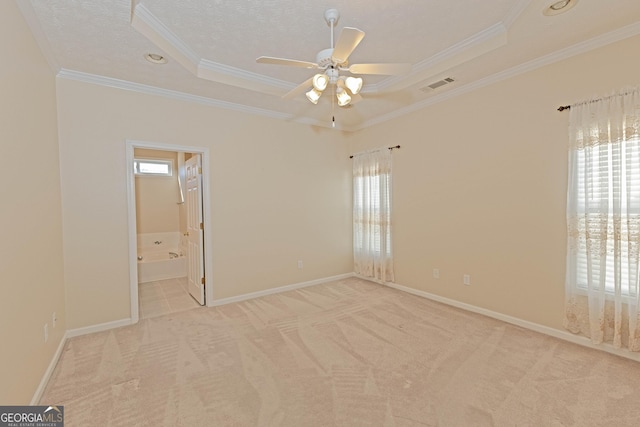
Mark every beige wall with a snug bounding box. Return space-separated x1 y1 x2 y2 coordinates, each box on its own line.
5 0 639 402
134 148 181 234
56 80 353 328
0 1 66 404
349 34 640 331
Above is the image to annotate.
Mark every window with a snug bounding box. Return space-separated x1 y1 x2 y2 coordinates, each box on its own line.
353 175 392 256
564 87 640 350
134 158 173 177
353 149 394 282
571 140 640 297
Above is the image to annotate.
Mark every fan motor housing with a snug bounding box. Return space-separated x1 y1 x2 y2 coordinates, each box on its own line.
316 48 334 68
316 48 347 69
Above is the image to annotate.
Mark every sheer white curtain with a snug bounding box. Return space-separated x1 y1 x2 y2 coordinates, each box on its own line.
353 148 394 282
564 87 640 351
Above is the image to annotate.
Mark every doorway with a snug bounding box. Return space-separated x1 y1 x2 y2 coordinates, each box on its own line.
126 140 213 323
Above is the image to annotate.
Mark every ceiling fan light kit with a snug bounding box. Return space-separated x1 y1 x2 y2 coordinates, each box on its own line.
306 88 322 104
312 73 329 91
345 76 363 95
336 86 352 107
256 7 411 118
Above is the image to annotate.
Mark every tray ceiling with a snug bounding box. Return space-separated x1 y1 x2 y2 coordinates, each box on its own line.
17 0 640 131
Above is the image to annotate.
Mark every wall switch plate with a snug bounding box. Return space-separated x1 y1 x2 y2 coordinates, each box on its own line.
433 268 440 279
297 260 303 269
463 274 471 286
44 323 49 343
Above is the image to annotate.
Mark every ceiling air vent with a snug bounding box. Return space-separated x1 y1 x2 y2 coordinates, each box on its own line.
420 77 455 92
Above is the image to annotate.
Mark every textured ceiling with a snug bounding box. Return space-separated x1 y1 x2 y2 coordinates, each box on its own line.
17 0 640 131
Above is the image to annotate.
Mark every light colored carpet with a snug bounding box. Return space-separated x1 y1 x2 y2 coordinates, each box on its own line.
41 277 640 426
138 277 200 319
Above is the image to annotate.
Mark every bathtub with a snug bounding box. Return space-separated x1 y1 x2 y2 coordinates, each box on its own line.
137 250 187 283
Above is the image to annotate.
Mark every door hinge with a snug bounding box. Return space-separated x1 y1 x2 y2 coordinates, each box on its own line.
201 277 205 285
198 167 202 174
199 222 204 230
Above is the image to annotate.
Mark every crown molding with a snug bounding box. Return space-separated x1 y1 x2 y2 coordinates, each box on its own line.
55 20 640 133
354 20 640 132
372 22 507 94
503 0 532 28
56 69 292 121
132 3 200 65
197 59 293 94
131 0 507 108
132 2 294 96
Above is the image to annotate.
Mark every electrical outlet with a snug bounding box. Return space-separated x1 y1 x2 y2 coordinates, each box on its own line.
433 268 440 279
52 312 57 329
463 274 471 286
44 323 49 343
297 260 303 269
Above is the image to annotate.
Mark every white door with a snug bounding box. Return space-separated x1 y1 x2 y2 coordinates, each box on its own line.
186 154 205 305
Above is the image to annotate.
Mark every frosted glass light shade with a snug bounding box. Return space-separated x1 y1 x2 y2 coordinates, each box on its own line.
312 74 329 91
345 77 363 94
336 88 351 106
306 88 322 104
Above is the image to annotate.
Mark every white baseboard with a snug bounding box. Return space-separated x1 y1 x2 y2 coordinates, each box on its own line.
35 273 636 407
31 274 352 405
209 273 355 307
52 277 640 365
30 331 68 405
31 318 133 405
382 280 640 363
66 318 133 338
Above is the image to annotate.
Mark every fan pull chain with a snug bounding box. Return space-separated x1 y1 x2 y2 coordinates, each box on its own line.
332 81 336 128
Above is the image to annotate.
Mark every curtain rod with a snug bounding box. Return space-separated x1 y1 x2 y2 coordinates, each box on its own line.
558 89 639 112
349 145 400 159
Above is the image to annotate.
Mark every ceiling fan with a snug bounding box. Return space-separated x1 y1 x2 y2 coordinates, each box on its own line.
256 8 411 108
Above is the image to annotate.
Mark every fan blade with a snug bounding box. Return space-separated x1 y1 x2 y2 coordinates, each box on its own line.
348 63 412 75
256 56 318 69
331 27 365 64
283 77 314 100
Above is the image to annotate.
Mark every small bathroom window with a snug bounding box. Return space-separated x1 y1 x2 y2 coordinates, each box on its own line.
134 158 173 177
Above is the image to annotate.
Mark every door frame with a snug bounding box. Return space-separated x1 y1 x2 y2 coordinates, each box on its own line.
125 140 214 323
